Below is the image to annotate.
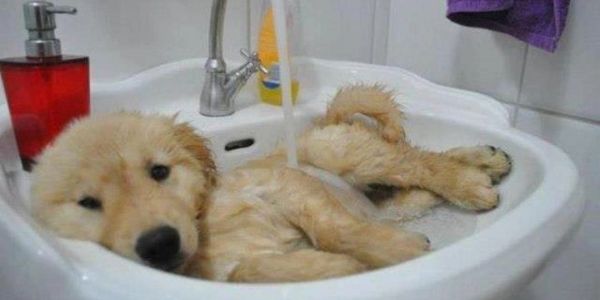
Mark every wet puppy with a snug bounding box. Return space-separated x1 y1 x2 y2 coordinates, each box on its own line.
32 85 511 282
32 114 216 271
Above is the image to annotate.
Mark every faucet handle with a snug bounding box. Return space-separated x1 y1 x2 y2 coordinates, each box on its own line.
46 5 77 14
240 49 268 74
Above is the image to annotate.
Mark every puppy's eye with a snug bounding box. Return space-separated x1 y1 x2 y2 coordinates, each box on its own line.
150 164 170 182
78 196 102 210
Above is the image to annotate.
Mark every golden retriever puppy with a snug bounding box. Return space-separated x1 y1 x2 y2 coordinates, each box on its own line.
32 84 511 283
32 114 216 271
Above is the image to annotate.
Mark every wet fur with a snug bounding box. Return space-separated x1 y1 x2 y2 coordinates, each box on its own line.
32 84 511 282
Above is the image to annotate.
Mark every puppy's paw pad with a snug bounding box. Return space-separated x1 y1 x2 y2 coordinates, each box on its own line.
446 168 500 212
482 146 512 184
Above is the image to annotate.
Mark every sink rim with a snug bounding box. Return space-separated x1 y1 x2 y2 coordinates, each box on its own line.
0 106 580 298
0 58 583 299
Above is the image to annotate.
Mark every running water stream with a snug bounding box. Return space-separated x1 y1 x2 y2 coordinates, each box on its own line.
271 0 298 168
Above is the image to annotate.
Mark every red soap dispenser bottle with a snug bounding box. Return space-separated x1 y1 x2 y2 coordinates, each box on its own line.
0 1 89 171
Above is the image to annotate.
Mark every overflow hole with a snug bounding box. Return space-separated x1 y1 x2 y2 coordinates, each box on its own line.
224 138 255 152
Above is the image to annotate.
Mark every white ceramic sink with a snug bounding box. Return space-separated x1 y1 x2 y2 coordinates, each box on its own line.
0 58 584 300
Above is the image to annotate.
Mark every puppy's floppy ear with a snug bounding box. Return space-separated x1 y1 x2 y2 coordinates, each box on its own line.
172 122 217 188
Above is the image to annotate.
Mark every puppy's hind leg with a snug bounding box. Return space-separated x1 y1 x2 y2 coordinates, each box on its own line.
370 187 442 222
228 249 366 283
304 84 508 212
298 122 500 212
444 145 512 184
267 168 430 269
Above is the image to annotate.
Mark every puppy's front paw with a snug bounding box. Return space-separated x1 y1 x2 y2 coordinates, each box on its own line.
355 226 430 268
446 145 512 184
385 230 431 265
445 167 499 212
405 231 431 251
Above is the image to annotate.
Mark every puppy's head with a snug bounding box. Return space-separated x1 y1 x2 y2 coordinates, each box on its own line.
32 113 216 272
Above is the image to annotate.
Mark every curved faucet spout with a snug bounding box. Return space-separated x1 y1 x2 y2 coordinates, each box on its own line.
208 0 225 60
200 0 266 117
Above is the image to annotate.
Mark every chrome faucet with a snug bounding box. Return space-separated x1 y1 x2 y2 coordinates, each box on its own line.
200 0 267 117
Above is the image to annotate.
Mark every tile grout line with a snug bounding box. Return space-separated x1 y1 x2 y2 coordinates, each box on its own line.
513 102 600 126
246 0 251 50
509 44 600 126
368 1 378 64
512 44 529 127
370 0 390 64
496 97 600 126
380 0 391 65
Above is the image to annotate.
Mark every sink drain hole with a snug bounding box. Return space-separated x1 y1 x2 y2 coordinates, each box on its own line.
225 138 255 151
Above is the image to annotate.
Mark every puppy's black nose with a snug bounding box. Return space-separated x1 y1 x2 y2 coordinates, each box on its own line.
135 225 181 268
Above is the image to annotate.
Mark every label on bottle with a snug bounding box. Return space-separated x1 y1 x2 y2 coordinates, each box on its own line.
262 63 280 89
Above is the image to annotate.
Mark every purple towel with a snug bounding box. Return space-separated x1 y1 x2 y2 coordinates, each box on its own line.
447 0 570 52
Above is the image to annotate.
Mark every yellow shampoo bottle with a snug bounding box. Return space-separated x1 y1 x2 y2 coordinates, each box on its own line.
257 5 299 106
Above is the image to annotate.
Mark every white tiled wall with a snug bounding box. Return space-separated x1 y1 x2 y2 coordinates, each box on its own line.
0 0 248 82
249 0 379 63
514 109 600 300
1 0 599 298
519 0 600 121
385 0 527 104
382 2 600 299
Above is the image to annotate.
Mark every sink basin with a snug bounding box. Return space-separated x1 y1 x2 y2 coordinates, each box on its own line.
0 58 584 300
